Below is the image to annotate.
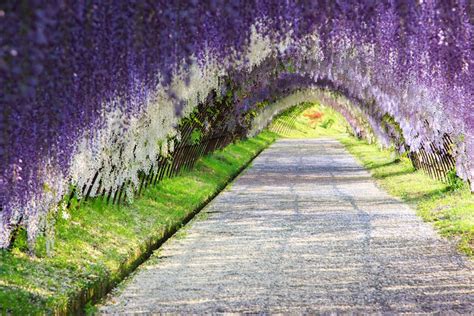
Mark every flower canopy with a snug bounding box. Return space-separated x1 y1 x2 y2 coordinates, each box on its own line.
1 1 472 247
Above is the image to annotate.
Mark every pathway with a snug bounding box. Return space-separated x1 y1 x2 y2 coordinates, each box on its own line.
100 138 473 314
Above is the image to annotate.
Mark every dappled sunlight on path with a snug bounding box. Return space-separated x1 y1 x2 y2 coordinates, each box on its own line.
99 139 473 314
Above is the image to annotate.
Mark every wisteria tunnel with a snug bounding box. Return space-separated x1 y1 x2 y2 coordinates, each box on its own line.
0 1 473 314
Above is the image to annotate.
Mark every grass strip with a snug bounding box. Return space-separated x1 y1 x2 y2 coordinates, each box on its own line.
274 102 473 257
0 131 277 315
337 135 473 256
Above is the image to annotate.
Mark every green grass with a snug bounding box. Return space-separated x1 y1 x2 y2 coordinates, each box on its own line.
0 131 277 314
338 135 473 256
274 102 473 256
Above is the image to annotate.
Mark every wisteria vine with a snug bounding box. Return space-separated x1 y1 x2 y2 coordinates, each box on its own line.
1 1 472 248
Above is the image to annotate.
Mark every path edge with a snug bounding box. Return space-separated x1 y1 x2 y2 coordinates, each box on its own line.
58 138 274 315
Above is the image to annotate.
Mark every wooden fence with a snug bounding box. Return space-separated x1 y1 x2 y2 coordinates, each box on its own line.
69 92 241 207
407 134 456 183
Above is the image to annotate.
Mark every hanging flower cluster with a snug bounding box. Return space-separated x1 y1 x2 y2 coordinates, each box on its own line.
1 1 472 248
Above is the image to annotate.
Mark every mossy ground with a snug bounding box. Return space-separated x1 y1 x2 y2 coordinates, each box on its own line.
0 131 276 314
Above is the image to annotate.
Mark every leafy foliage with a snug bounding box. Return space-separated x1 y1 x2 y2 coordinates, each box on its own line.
447 169 466 191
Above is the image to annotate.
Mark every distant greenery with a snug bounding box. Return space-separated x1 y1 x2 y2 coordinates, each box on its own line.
269 102 349 138
0 131 277 314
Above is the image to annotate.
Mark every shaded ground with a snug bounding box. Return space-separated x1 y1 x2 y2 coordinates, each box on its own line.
99 139 473 314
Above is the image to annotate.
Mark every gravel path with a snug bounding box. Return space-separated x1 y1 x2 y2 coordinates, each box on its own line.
99 138 473 314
